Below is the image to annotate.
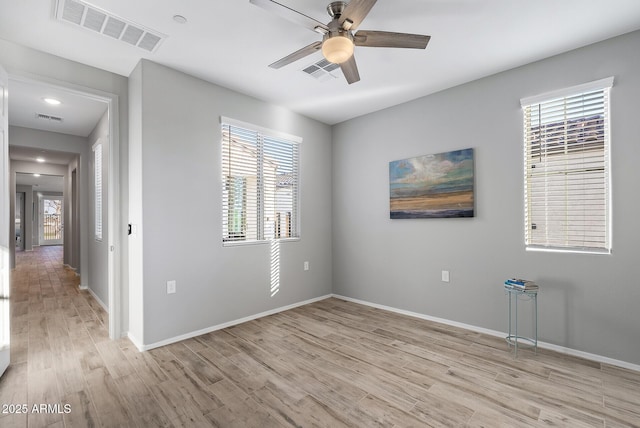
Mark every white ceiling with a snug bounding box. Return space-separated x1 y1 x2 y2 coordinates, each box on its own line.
11 145 73 192
9 78 108 137
9 145 77 165
15 172 64 193
1 0 640 127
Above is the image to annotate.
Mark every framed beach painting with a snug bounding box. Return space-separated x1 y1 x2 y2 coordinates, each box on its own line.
389 148 475 219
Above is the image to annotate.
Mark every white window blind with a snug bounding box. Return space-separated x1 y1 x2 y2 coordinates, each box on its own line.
521 78 612 253
93 142 103 241
221 118 300 244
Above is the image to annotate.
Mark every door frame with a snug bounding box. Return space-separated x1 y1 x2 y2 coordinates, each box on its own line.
1 65 9 377
8 73 122 340
15 191 24 250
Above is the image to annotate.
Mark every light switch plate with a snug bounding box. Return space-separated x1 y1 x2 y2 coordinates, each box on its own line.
441 270 450 283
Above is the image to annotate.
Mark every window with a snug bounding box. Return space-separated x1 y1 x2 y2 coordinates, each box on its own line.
221 118 300 244
93 142 103 241
521 77 613 253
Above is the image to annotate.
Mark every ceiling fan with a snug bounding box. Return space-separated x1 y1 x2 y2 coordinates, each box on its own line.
250 0 431 84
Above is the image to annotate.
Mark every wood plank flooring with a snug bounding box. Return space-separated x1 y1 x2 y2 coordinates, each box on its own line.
1 246 639 427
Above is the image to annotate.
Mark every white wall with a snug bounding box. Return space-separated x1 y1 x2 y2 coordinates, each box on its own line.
332 30 640 366
129 60 333 347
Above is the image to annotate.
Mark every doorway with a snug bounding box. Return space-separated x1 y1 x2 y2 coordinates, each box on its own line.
15 191 23 249
40 194 64 245
6 74 121 341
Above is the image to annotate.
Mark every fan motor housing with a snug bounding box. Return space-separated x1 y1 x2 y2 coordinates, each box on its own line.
327 1 347 18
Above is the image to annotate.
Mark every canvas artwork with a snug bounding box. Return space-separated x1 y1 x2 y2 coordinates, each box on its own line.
389 148 475 219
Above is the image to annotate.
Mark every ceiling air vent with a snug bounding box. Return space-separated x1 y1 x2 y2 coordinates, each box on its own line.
55 0 165 52
36 113 64 123
302 59 341 82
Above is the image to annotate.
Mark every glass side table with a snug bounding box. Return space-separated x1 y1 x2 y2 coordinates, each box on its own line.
505 286 538 357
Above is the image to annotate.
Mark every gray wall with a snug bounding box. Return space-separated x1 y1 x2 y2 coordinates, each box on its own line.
129 60 333 346
67 155 80 271
128 63 143 343
332 30 640 366
15 185 32 251
88 111 109 307
4 31 638 366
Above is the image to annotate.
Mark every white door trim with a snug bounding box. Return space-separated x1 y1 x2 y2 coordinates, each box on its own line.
0 64 10 377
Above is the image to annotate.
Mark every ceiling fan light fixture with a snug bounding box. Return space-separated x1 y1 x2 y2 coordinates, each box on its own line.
322 32 354 64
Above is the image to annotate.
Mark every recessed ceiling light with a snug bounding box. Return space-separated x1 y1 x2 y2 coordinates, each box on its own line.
33 174 41 177
44 98 61 105
173 15 187 24
36 157 46 163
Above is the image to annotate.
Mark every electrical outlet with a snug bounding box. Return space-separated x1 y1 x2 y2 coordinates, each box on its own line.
167 280 176 294
304 261 309 271
441 270 450 283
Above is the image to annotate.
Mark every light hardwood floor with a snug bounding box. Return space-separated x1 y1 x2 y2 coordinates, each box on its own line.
1 246 639 427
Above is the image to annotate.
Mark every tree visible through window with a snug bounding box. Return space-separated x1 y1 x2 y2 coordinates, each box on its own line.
228 176 247 240
43 198 63 240
521 77 612 253
221 119 300 244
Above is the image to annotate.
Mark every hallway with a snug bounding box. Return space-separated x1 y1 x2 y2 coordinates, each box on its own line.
0 246 112 427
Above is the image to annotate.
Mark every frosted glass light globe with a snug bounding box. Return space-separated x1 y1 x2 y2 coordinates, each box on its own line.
322 34 354 64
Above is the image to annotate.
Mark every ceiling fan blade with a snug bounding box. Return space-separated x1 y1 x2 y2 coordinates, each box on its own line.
339 0 377 31
268 41 323 69
250 0 328 33
340 55 360 84
354 30 430 49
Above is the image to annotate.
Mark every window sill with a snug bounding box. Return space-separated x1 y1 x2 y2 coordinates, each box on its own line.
223 237 301 247
525 246 611 255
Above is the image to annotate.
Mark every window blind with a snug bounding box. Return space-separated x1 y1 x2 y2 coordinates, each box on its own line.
522 79 612 253
93 142 103 241
221 120 300 244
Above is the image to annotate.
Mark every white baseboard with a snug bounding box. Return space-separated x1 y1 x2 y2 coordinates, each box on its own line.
121 291 639 372
81 286 109 313
131 294 333 352
127 332 144 351
332 294 640 373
